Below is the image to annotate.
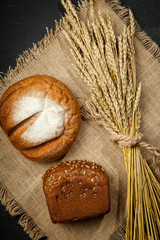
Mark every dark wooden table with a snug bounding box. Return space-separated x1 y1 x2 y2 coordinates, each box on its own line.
0 0 160 239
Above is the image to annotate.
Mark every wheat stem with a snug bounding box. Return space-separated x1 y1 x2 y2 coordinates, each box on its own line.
61 1 160 239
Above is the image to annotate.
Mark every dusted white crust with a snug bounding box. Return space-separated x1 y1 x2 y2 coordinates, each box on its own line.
0 75 81 162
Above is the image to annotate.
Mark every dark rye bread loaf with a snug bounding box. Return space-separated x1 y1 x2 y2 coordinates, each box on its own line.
43 160 110 223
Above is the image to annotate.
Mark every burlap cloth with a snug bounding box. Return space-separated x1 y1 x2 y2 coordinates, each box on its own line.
0 0 160 239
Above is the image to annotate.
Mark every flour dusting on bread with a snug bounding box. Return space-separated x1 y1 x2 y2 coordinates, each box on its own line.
13 96 44 125
13 95 65 145
0 75 81 162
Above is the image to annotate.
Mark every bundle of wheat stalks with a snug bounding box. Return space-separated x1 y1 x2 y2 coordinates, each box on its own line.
61 0 160 239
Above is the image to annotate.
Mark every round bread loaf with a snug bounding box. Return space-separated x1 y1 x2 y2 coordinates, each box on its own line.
0 75 81 162
43 160 110 223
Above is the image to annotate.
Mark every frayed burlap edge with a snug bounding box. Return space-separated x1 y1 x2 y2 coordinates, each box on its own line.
0 0 159 92
0 0 160 240
105 0 160 239
0 27 58 94
0 183 47 240
0 27 54 240
106 0 160 61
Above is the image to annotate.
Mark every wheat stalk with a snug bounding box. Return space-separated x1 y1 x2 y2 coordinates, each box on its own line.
61 0 160 239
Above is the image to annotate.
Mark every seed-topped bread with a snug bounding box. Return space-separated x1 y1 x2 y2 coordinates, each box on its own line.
0 75 81 162
43 160 110 223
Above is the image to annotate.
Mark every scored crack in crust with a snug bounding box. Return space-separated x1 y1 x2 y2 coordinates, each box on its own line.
0 75 81 162
43 160 110 223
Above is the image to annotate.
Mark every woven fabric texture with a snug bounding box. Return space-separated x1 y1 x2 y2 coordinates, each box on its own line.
0 0 160 239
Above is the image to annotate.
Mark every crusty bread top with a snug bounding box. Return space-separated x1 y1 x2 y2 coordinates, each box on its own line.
43 159 108 197
0 75 81 162
43 160 110 223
